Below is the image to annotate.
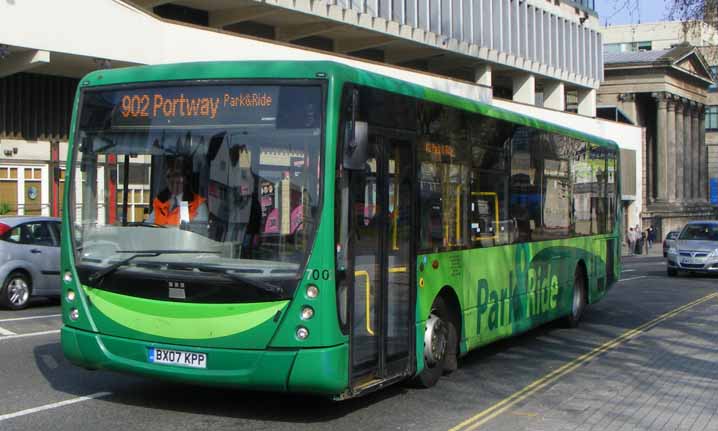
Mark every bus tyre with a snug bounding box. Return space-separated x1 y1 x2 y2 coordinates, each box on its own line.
1 271 32 310
414 297 456 388
565 267 586 328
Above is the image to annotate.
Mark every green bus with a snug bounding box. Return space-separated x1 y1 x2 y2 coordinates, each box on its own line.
60 60 620 398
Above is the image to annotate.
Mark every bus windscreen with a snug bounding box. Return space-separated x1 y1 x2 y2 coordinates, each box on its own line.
69 83 323 303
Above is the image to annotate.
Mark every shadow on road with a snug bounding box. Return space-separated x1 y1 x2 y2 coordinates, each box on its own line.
32 340 410 423
30 268 718 426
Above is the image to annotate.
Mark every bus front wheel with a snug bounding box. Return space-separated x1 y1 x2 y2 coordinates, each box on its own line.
414 296 457 388
565 266 587 328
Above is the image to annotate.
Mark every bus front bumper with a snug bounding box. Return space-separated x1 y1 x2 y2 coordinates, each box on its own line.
61 326 348 395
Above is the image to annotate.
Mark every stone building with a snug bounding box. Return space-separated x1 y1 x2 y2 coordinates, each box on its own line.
602 20 718 207
597 45 715 235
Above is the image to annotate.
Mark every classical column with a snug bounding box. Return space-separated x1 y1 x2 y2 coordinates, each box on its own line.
675 99 685 202
647 122 654 203
700 105 707 201
654 93 669 202
692 105 701 201
667 95 677 202
683 102 692 200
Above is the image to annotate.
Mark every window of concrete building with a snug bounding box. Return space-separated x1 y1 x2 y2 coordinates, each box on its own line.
604 41 652 54
709 66 717 92
706 106 718 130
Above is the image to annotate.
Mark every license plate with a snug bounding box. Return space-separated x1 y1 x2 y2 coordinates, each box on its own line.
681 258 693 264
148 347 207 369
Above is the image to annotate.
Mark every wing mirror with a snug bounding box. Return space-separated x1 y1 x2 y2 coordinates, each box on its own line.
342 120 368 170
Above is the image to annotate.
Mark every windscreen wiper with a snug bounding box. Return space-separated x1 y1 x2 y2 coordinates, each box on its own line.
87 250 220 284
191 264 285 295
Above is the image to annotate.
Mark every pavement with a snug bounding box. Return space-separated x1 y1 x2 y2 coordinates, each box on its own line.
1 255 717 431
622 242 663 258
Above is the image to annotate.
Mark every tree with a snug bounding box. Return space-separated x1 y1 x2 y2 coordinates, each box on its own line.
608 0 717 32
667 0 717 30
608 0 717 61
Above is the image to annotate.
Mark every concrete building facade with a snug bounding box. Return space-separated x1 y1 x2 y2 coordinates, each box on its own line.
0 0 626 218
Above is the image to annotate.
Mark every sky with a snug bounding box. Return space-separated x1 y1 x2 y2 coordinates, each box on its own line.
595 0 673 26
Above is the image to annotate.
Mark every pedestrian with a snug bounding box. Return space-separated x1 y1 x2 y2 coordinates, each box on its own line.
647 225 655 249
627 227 635 256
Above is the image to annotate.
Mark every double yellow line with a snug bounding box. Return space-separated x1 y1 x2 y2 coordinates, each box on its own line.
449 292 718 431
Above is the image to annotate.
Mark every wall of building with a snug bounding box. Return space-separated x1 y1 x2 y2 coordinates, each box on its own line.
602 21 718 51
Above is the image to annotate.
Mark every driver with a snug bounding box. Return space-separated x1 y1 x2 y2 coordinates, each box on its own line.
148 157 208 226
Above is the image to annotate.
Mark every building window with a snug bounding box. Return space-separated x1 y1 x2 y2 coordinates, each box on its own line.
709 66 717 93
707 106 718 131
603 41 652 54
637 41 652 51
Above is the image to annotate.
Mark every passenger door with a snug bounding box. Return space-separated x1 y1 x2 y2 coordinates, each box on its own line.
346 133 415 391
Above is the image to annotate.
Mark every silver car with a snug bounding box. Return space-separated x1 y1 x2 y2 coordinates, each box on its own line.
0 216 61 309
666 221 718 277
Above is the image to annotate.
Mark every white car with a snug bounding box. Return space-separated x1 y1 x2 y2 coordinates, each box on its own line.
666 221 718 277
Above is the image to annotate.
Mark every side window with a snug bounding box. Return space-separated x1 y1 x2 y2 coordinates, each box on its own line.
606 149 618 233
24 222 55 247
510 127 542 242
573 141 593 235
417 103 470 251
591 145 609 234
468 116 513 247
50 222 62 246
533 132 576 240
4 226 22 243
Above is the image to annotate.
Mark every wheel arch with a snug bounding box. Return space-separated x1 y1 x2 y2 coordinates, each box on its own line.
0 262 35 290
575 258 589 303
435 285 462 352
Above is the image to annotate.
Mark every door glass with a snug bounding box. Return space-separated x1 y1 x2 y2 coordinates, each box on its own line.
50 222 62 246
350 146 381 375
25 223 54 247
385 141 412 362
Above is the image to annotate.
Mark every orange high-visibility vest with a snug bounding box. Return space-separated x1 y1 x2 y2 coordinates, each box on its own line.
152 193 205 226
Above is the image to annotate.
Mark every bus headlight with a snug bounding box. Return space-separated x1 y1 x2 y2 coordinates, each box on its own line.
668 247 678 255
306 285 319 299
63 272 73 283
300 306 314 320
66 290 76 302
296 326 309 340
69 308 80 321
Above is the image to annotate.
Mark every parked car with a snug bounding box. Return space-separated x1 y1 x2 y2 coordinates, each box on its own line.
666 221 718 276
662 230 680 258
0 216 61 309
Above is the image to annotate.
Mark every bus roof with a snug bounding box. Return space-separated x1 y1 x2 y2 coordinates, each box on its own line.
78 60 618 151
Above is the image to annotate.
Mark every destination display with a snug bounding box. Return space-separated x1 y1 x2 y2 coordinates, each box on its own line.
81 85 286 130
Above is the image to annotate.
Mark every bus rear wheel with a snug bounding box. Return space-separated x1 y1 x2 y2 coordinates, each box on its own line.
565 266 586 328
413 296 457 388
